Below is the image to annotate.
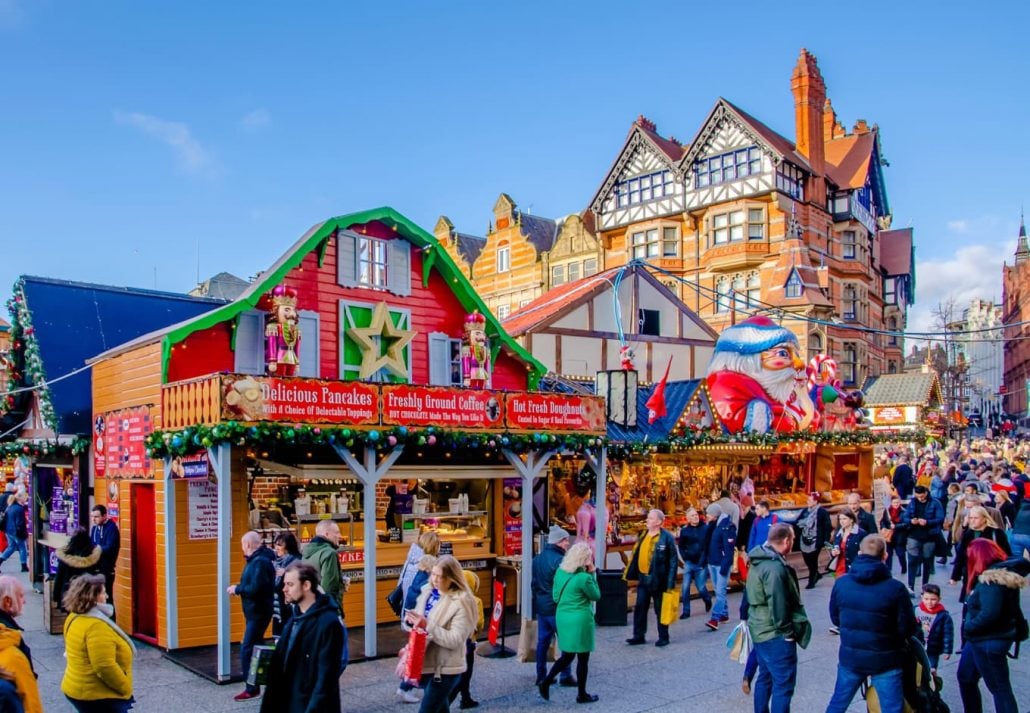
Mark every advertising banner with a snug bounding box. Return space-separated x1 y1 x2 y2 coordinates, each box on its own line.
501 478 523 557
93 415 106 479
220 375 379 425
381 385 502 429
170 452 211 480
487 580 504 645
104 407 152 479
504 393 606 434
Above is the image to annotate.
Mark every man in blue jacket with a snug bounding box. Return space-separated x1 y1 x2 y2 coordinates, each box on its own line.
901 486 945 595
531 525 575 686
746 500 777 551
826 534 917 712
89 505 120 594
228 531 276 701
702 503 736 631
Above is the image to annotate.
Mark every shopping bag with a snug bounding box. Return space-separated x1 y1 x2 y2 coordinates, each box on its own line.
402 628 427 684
659 589 680 626
725 622 752 664
516 618 556 663
736 553 749 581
385 583 404 617
245 643 276 687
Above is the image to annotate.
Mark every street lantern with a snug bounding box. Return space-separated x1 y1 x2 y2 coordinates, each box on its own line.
596 370 638 427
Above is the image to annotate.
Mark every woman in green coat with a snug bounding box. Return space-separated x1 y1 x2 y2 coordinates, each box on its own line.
537 542 600 704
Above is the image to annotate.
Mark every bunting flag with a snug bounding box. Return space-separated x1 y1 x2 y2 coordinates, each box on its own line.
646 357 674 424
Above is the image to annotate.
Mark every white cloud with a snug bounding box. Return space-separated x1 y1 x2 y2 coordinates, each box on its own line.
113 110 218 177
945 219 969 233
240 108 271 132
909 241 1013 334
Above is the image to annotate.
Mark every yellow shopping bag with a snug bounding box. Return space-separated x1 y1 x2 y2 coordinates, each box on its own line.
659 588 680 626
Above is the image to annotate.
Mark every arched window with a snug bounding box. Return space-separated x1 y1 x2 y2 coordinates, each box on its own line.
732 274 746 310
746 273 761 307
716 278 730 313
808 332 823 363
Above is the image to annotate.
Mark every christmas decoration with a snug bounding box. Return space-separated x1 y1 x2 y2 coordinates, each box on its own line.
706 316 815 434
144 421 605 459
265 285 301 376
347 301 415 379
619 344 635 371
461 312 490 388
0 437 90 460
645 356 672 424
1 279 57 430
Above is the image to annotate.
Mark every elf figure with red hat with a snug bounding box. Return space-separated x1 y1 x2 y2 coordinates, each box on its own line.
705 316 816 433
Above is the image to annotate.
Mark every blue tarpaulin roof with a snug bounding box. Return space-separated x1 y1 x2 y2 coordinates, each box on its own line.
19 276 227 435
606 379 701 444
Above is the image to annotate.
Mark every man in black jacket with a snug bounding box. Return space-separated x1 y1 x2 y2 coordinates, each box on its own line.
260 561 344 713
892 454 915 500
902 486 945 595
845 492 877 537
530 525 574 686
624 509 678 647
228 531 276 701
826 535 917 712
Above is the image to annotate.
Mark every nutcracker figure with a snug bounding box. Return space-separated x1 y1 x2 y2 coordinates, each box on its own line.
265 285 301 375
461 312 490 388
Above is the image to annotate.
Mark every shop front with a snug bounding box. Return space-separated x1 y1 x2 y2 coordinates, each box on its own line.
88 207 606 680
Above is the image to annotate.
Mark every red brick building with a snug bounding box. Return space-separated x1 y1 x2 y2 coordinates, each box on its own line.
1002 216 1030 416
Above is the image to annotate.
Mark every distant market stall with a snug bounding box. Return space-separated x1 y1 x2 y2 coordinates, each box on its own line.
862 369 945 433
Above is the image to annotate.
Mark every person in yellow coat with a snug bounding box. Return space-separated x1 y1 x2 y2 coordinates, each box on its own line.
0 575 41 713
61 574 136 712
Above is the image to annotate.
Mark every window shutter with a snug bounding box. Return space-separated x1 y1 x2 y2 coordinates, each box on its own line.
234 310 265 375
387 238 411 296
337 230 358 287
428 332 451 386
297 310 320 378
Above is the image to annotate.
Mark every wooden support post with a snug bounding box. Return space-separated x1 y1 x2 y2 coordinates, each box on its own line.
161 458 179 650
209 444 232 681
583 446 608 569
501 448 556 615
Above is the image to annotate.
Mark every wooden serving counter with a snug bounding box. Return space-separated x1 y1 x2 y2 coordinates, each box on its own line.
337 539 497 625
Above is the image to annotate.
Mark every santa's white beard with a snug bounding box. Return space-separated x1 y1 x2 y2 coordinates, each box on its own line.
752 365 799 404
708 351 798 404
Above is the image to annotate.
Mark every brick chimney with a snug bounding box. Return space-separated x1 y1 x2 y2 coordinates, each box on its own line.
823 98 845 141
791 49 826 176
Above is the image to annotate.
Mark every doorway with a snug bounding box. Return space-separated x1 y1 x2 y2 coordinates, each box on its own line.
131 484 158 642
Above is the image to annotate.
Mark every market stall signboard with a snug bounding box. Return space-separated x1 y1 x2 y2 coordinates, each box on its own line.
220 375 379 425
104 406 153 479
504 393 606 434
869 406 917 426
188 480 218 540
381 385 502 429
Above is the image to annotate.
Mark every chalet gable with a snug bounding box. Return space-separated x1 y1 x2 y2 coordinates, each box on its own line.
590 117 687 231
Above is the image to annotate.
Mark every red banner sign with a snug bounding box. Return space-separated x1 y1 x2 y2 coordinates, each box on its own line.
381 385 502 429
220 376 379 425
104 407 152 479
504 393 606 434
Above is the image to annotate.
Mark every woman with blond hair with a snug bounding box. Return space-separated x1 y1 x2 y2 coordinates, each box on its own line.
400 530 441 604
951 505 1011 603
405 555 477 713
61 574 135 712
537 542 600 704
396 554 438 704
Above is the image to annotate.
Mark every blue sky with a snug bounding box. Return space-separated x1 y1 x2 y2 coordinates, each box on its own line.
2 1 1027 335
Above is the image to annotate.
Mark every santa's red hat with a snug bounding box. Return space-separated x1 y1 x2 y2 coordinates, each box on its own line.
714 316 798 355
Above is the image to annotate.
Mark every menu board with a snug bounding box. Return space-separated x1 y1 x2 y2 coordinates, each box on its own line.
188 480 219 540
381 385 502 429
103 407 153 478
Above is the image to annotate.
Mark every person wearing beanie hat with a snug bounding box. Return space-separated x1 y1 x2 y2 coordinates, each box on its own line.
531 527 576 687
705 316 816 434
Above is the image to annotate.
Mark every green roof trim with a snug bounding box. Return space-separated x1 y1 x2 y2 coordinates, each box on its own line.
159 207 546 387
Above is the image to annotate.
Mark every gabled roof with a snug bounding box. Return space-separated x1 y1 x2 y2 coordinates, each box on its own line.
90 207 547 387
0 317 9 333
15 276 226 435
189 272 250 300
455 232 487 266
516 211 559 255
503 262 718 341
763 242 833 309
862 371 943 407
588 116 685 214
681 99 812 172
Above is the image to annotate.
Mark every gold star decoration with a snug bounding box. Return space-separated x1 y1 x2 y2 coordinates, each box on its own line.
347 301 416 379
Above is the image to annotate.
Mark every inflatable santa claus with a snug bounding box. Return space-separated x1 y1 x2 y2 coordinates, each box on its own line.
705 316 816 433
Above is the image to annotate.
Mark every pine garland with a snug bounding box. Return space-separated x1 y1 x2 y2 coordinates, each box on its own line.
2 279 57 430
0 437 90 460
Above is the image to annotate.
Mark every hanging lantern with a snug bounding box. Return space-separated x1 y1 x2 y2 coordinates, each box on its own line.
596 369 638 427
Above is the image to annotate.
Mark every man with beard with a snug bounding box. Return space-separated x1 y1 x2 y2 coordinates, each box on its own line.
260 561 344 713
706 316 815 434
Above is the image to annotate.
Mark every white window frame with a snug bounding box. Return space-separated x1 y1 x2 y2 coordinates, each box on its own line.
748 208 765 240
551 264 565 286
785 270 803 298
711 210 744 245
497 304 510 319
716 278 731 313
746 272 761 307
631 228 660 259
358 237 389 288
568 261 581 282
497 244 511 273
583 258 598 277
842 230 857 260
662 226 679 257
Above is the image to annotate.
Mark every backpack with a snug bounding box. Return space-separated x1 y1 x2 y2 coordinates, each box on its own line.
864 637 949 713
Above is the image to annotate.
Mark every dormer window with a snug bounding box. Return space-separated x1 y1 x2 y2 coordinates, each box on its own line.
775 163 805 200
695 146 761 188
784 269 803 298
358 237 388 288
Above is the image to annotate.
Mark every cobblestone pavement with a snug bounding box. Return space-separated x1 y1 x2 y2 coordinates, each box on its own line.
20 565 1030 712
